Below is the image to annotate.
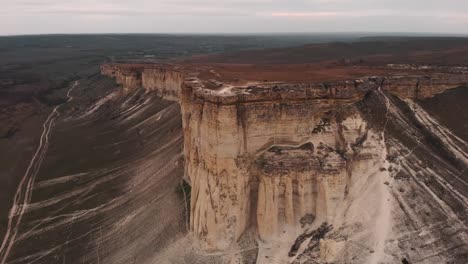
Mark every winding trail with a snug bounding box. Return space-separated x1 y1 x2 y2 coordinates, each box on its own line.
0 81 79 264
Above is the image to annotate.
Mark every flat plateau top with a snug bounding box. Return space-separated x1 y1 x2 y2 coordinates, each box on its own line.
180 38 468 89
105 38 468 97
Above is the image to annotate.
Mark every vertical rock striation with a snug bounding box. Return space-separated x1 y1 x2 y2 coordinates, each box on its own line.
101 63 468 262
142 68 184 100
101 64 183 99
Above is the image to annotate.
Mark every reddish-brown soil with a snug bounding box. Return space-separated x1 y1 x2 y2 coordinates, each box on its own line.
182 62 428 84
195 63 384 82
174 38 468 85
185 38 468 65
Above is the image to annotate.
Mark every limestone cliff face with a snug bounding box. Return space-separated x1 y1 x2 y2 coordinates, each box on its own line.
142 68 184 100
101 64 468 261
101 64 183 99
179 79 379 250
101 64 142 91
384 74 468 99
101 63 468 100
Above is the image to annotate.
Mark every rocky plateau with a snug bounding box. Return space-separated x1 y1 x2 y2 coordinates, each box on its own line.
101 62 468 264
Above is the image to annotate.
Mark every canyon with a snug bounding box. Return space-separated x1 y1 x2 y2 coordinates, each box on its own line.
101 62 468 263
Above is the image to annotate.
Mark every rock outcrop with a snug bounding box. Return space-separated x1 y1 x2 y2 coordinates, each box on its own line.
101 64 143 92
101 64 183 100
101 63 468 262
178 78 379 251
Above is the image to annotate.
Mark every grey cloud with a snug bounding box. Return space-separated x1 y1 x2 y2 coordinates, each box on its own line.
0 0 467 35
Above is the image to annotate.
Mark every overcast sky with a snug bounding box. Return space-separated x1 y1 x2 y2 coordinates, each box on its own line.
1 0 468 35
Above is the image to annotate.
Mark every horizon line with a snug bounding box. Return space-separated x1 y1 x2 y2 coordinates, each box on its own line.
1 31 468 38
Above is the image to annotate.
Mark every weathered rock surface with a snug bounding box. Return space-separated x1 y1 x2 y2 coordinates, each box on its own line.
101 63 468 263
101 64 183 99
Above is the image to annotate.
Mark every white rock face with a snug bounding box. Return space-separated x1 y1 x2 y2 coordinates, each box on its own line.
180 80 393 255
100 64 468 263
142 68 184 100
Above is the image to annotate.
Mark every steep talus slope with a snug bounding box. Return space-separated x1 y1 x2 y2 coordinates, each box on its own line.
417 86 468 141
350 90 468 263
3 77 235 264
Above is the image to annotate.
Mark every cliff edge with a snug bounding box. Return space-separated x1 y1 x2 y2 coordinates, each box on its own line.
101 62 468 263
